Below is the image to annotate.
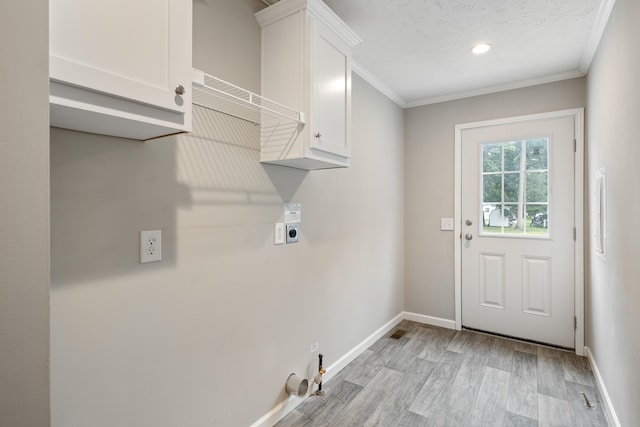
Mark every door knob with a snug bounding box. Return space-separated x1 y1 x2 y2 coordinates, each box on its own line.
465 233 473 241
465 219 473 226
175 84 185 95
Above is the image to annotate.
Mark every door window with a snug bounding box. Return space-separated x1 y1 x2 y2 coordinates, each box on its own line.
480 138 549 237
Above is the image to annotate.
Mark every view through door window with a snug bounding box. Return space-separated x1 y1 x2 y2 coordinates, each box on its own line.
481 138 549 237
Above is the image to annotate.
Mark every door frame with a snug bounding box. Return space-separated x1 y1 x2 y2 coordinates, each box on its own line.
454 108 585 355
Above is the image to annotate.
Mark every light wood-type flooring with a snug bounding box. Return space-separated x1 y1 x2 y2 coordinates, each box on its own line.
275 320 610 427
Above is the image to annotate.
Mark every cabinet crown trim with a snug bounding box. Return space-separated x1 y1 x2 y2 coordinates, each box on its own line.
255 0 361 47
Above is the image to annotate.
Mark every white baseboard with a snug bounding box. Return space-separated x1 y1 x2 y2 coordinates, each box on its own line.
248 394 304 427
249 313 404 427
584 346 621 427
322 313 404 384
403 311 457 330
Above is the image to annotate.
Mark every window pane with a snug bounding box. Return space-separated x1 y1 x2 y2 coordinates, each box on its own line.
484 205 504 233
504 204 524 235
503 141 521 171
483 174 502 203
527 204 549 235
526 172 548 202
503 204 517 223
504 173 520 202
482 204 494 227
526 139 548 170
483 143 502 173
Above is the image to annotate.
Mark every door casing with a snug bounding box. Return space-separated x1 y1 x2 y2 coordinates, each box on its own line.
454 108 585 355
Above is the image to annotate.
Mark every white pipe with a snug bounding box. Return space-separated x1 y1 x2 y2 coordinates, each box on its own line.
285 373 308 396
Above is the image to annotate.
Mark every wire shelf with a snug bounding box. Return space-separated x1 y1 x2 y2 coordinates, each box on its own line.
192 69 305 127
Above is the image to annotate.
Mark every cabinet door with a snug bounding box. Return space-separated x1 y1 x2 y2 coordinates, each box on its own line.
311 21 351 158
50 0 190 114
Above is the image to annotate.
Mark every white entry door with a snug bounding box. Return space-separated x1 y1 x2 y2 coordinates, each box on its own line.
459 113 578 348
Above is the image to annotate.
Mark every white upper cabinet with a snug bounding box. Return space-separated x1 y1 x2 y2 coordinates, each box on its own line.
49 0 192 140
256 0 361 170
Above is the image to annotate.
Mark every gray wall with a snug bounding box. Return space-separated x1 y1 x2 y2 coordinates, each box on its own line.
0 1 51 426
586 0 640 424
404 78 586 319
50 1 405 426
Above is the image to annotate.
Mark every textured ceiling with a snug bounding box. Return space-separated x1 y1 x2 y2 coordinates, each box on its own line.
322 0 610 106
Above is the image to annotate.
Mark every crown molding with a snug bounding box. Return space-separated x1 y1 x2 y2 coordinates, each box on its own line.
255 0 361 47
351 61 406 108
405 70 585 108
306 0 361 47
578 0 616 73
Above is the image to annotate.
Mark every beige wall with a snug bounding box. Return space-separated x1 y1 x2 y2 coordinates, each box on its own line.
0 1 51 426
50 1 404 426
404 78 586 319
193 0 264 93
586 0 640 424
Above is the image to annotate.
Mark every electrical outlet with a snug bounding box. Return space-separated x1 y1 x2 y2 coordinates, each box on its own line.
140 230 162 263
286 223 299 244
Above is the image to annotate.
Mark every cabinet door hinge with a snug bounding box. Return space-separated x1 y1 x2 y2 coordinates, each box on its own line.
573 227 577 241
573 139 577 152
574 316 577 330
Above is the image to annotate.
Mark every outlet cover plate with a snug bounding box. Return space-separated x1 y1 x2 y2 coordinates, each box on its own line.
140 230 162 263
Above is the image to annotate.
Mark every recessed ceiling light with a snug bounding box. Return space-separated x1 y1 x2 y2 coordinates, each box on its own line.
472 43 491 55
